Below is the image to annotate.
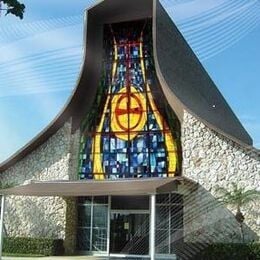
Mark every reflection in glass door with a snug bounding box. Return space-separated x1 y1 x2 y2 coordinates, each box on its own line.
77 196 108 253
110 212 150 255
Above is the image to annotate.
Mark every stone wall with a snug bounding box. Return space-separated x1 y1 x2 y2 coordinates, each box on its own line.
63 129 81 253
0 120 73 239
182 111 260 243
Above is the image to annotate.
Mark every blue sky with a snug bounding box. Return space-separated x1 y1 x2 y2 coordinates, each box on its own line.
0 0 260 163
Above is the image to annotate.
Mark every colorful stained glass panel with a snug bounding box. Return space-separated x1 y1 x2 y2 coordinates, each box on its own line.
79 20 180 180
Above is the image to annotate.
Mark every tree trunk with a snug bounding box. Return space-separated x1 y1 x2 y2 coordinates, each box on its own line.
239 223 245 243
235 207 245 243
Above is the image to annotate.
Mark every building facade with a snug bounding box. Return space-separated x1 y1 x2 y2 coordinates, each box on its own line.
0 0 259 259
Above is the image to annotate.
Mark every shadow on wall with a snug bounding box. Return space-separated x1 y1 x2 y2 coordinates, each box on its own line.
63 197 78 255
169 183 258 259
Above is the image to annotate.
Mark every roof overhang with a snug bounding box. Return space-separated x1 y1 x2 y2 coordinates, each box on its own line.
0 177 197 197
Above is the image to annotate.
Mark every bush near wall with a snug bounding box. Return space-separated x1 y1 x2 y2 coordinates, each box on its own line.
193 243 260 260
3 237 64 256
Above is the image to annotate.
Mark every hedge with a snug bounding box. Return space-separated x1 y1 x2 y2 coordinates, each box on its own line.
3 237 64 256
192 243 260 260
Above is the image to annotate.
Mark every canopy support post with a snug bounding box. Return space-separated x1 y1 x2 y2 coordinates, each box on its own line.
150 194 156 260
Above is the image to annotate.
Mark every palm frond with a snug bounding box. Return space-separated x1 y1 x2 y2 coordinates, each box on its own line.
241 189 260 205
0 182 15 189
215 186 231 197
215 183 259 207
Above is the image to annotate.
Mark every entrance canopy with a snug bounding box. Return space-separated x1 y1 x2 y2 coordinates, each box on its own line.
0 177 196 197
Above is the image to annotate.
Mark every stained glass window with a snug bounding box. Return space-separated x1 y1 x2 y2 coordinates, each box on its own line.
79 20 181 180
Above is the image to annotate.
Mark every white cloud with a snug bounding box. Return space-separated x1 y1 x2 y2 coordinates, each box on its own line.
0 25 84 162
0 24 82 63
0 24 82 97
0 15 82 45
164 0 227 21
180 1 258 32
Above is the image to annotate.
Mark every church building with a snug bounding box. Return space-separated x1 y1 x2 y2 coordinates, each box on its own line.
0 0 259 259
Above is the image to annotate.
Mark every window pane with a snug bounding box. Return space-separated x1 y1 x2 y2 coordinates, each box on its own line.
156 194 169 204
92 228 107 252
170 205 183 229
170 193 183 204
77 228 91 251
93 196 108 204
78 197 92 205
170 229 184 254
129 152 149 176
156 205 169 229
93 205 108 228
78 205 91 227
155 229 169 254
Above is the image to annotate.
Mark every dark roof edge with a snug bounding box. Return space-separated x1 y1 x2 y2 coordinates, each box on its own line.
153 0 253 147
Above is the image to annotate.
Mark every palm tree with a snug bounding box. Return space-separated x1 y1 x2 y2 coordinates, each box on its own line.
0 183 14 189
216 183 260 243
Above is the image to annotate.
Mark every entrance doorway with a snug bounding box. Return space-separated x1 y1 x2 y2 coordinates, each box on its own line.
110 211 149 255
109 196 150 257
76 194 183 258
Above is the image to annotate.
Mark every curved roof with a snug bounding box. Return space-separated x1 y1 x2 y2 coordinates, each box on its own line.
0 0 253 172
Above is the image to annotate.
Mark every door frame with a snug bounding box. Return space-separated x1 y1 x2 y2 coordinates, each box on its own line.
110 209 150 214
77 195 153 259
108 196 151 258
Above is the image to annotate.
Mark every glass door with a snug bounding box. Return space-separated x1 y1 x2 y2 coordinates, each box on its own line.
77 196 109 254
110 211 150 255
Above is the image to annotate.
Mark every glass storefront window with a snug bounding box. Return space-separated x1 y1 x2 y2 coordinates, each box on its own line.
77 196 109 253
155 193 183 256
77 228 91 251
93 196 108 204
93 205 108 228
78 196 92 204
76 194 183 257
92 228 107 252
78 205 91 227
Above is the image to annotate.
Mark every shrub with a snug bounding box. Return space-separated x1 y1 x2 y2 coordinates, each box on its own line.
3 237 64 256
192 243 260 260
